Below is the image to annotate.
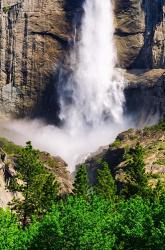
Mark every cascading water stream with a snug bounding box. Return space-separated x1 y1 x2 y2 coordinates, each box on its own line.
59 0 125 133
0 0 131 171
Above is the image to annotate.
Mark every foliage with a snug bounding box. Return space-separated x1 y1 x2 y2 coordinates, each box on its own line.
0 194 164 249
26 196 116 250
110 138 122 148
121 143 149 198
95 162 116 200
0 209 24 250
0 137 20 155
114 196 165 250
0 141 164 249
73 164 90 199
152 180 165 201
3 6 10 14
9 142 59 227
145 121 165 132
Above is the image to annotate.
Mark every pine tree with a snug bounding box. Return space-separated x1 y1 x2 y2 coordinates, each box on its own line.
9 141 59 227
95 162 116 200
122 143 149 198
152 180 165 201
73 164 90 199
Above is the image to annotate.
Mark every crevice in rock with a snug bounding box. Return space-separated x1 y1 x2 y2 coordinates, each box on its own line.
21 13 28 86
31 31 69 48
115 29 144 37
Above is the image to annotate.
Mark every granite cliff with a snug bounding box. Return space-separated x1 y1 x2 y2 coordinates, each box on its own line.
0 0 70 117
115 0 165 69
114 0 165 122
0 0 164 120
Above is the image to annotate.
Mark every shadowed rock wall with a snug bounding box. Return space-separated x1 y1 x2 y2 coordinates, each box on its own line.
0 0 71 117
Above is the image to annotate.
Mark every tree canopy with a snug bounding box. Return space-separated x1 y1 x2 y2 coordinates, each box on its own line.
0 142 164 250
9 141 59 226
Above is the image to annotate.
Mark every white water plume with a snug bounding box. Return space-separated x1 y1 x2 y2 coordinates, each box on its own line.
59 0 125 131
0 0 130 171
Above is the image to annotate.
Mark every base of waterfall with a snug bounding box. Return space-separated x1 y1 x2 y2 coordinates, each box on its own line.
0 116 133 171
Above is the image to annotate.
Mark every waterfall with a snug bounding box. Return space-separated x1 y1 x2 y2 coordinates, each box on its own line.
59 0 125 133
0 0 130 171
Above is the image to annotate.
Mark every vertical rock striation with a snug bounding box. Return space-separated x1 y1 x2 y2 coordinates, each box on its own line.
0 0 71 117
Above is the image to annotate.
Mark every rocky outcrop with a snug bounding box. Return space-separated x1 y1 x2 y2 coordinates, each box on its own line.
85 122 165 187
114 0 165 122
114 0 165 69
124 69 165 125
0 136 73 207
0 148 17 207
114 0 145 68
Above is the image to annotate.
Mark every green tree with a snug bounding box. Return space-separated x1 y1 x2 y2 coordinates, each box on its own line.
9 141 59 227
149 194 165 250
27 196 116 250
95 162 116 200
0 209 25 250
152 180 165 201
26 195 165 250
114 195 165 250
122 143 149 198
73 164 90 199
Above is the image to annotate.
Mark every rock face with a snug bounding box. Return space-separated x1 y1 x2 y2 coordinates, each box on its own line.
85 123 165 187
124 69 165 124
114 0 165 69
0 0 165 118
114 0 165 122
114 0 145 68
0 0 71 117
0 137 73 207
0 148 16 207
